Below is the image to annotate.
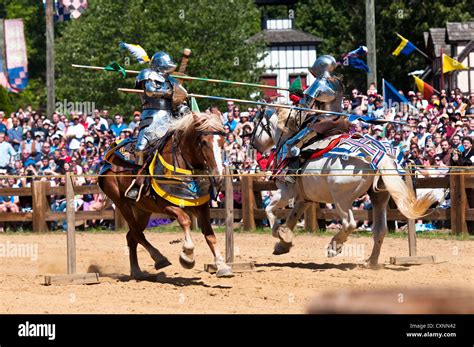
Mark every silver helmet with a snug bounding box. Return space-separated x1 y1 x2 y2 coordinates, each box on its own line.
309 55 337 78
150 51 177 74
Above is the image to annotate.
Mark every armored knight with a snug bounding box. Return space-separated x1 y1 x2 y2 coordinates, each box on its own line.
125 51 190 200
279 55 349 183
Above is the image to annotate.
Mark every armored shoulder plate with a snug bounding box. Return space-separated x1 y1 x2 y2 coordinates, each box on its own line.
136 68 166 84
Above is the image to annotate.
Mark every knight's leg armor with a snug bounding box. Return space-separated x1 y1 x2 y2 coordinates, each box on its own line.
280 126 318 184
125 126 150 201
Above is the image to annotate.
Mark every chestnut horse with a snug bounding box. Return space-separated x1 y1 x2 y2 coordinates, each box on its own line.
99 113 233 278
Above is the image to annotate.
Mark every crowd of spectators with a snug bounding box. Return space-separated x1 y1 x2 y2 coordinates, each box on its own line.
0 85 473 231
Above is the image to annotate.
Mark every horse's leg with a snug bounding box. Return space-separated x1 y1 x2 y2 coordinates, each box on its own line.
126 230 142 278
326 197 357 258
118 203 171 271
130 207 172 270
363 189 390 269
273 199 308 255
267 184 294 236
194 206 233 278
161 206 196 269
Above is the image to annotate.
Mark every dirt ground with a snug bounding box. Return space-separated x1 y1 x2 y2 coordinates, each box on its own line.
0 230 472 313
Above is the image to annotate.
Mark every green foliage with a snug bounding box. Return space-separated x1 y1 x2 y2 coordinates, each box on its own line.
0 86 13 114
55 0 264 114
294 0 473 92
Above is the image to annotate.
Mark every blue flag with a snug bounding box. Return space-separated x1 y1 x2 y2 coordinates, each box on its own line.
383 80 409 107
341 46 370 72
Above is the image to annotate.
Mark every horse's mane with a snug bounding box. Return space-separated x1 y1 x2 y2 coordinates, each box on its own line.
169 112 224 141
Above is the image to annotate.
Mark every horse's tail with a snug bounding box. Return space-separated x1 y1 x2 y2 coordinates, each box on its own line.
379 156 437 220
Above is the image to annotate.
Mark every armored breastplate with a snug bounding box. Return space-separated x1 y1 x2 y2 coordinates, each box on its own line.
140 80 173 110
304 76 342 104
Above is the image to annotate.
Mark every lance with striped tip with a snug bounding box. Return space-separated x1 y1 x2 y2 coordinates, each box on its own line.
72 64 290 91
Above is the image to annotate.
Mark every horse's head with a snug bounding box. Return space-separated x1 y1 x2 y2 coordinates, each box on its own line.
251 107 300 154
250 108 277 154
170 112 225 192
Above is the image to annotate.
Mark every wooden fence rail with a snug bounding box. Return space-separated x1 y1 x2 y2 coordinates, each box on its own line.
0 172 472 234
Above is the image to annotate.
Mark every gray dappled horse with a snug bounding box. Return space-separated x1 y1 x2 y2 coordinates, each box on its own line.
252 108 436 268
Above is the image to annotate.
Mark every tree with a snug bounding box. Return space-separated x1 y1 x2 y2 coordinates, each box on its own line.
55 0 264 115
293 0 473 92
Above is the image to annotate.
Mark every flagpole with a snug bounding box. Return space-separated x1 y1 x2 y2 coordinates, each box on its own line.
45 0 55 118
382 78 385 104
440 48 445 91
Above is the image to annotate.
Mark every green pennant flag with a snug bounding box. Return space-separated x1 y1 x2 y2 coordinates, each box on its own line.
190 97 200 113
289 76 304 96
104 61 126 78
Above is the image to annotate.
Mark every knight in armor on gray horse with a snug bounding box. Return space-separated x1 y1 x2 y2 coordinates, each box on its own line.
278 55 348 183
125 51 190 200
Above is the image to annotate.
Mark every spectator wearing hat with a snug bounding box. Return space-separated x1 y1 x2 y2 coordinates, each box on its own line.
89 114 107 136
372 125 384 139
66 115 85 150
119 128 133 140
415 122 429 149
234 112 253 138
128 111 141 131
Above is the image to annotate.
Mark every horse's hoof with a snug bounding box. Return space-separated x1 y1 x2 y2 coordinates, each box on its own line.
179 252 195 269
361 259 384 270
277 226 294 244
273 241 292 255
130 271 147 280
216 267 234 278
154 258 172 270
326 242 343 258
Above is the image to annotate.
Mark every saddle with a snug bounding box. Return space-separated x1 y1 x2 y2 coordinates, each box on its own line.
101 132 211 207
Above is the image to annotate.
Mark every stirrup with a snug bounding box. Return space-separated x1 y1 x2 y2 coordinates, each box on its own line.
125 179 137 199
136 183 145 202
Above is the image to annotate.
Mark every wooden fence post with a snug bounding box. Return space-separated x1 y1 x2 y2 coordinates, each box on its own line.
241 175 256 231
304 202 319 232
66 172 76 274
450 169 468 234
225 167 234 264
32 180 49 233
405 170 416 256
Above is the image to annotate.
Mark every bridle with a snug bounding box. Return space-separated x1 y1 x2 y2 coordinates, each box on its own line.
250 108 275 154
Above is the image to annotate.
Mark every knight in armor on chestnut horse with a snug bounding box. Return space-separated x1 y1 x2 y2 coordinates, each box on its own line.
125 51 190 200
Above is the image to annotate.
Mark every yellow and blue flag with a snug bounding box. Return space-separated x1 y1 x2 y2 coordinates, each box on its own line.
392 34 417 57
